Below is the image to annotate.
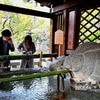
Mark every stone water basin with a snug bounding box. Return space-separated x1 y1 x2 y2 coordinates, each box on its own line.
0 75 100 100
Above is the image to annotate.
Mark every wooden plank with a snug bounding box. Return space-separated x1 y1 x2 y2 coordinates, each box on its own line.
67 11 75 49
54 30 64 56
53 0 84 12
0 4 52 18
53 0 100 13
55 30 64 45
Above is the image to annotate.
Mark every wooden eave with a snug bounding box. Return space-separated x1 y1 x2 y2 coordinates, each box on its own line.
34 0 68 7
0 3 52 18
34 0 100 13
53 0 100 13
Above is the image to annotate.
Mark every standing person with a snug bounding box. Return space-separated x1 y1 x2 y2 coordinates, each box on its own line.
17 35 36 68
0 29 15 67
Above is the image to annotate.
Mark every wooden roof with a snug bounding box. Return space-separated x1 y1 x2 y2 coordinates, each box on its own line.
0 0 99 18
34 0 69 7
34 0 100 13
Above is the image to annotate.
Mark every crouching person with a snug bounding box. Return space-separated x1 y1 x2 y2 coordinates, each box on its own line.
17 35 36 68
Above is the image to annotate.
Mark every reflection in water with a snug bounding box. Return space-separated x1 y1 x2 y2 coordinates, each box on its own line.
0 76 100 100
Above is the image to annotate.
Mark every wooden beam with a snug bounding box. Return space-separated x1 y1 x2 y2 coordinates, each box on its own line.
0 4 52 18
53 0 100 13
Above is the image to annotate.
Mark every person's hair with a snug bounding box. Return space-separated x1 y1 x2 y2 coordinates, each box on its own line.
24 35 32 45
2 29 12 37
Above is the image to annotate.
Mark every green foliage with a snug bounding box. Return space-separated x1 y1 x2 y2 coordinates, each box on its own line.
0 0 50 55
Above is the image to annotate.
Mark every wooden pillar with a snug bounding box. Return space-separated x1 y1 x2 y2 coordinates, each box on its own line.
39 51 42 67
67 9 80 51
74 9 80 49
62 77 65 92
50 18 53 54
62 9 68 55
50 16 57 54
49 16 56 61
67 11 75 50
57 75 60 92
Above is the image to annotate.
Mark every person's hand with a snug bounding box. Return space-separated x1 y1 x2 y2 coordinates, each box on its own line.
8 38 13 45
22 51 27 54
26 51 31 54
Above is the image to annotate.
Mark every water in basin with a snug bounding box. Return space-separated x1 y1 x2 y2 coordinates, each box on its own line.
0 75 100 100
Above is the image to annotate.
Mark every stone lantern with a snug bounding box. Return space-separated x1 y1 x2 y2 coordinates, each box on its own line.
26 30 33 35
40 29 49 52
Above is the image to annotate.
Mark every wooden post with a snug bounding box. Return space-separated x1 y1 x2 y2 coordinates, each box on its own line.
49 18 54 61
59 44 62 56
62 77 65 92
67 68 75 78
57 75 60 92
39 51 43 67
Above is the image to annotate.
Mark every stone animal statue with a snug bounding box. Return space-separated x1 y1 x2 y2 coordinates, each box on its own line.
49 42 100 83
63 42 100 82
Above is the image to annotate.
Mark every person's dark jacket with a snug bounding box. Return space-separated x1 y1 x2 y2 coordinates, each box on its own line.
0 37 15 55
0 36 15 67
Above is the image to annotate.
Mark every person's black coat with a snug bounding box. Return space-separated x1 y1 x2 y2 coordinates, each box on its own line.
0 37 15 55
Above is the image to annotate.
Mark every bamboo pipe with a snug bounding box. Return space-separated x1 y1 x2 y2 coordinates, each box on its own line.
0 70 68 83
0 53 57 61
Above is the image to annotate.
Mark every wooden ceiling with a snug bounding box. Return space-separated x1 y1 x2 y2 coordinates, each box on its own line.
34 0 70 8
0 0 99 18
34 0 100 13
